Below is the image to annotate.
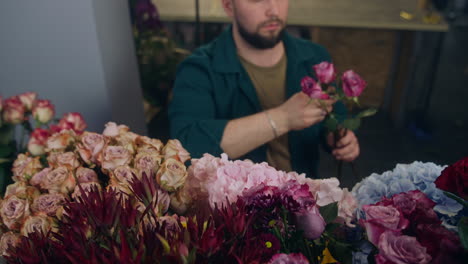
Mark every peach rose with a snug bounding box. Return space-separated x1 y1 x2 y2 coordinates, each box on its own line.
76 132 106 165
27 128 51 156
46 129 76 152
102 122 129 137
0 232 20 256
29 168 52 187
56 152 80 170
18 92 37 111
156 158 188 192
4 182 40 203
58 112 87 133
31 193 66 216
111 166 137 185
2 96 25 124
11 154 43 182
20 213 54 237
75 167 99 183
162 139 191 163
0 195 31 230
32 99 55 124
134 152 163 178
136 136 164 153
170 186 192 215
40 167 76 194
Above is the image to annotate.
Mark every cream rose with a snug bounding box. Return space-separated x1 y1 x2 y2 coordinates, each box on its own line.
76 132 106 165
11 154 43 182
170 186 192 215
0 195 31 230
134 152 163 178
27 128 51 156
32 99 55 124
136 136 164 153
102 122 129 137
99 146 132 171
4 182 40 203
162 139 191 163
111 166 137 185
20 213 54 237
56 152 80 170
40 167 76 194
156 158 188 192
46 129 76 152
0 232 20 256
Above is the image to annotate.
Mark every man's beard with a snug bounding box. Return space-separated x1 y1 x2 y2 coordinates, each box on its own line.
236 18 285 49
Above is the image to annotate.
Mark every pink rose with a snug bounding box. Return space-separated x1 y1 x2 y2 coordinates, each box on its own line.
361 205 409 246
134 152 163 178
0 195 31 230
18 92 37 111
40 167 76 194
32 99 55 124
55 152 80 170
72 182 102 200
20 213 54 237
162 139 191 163
30 168 52 186
57 112 87 133
2 96 25 124
301 76 330 99
313 62 336 84
75 167 99 183
102 122 129 137
46 129 76 152
99 146 132 171
376 231 431 264
268 253 309 264
0 232 21 256
156 158 188 192
294 206 326 239
11 154 43 182
341 70 366 97
27 128 51 156
111 166 137 185
76 132 106 165
31 193 66 216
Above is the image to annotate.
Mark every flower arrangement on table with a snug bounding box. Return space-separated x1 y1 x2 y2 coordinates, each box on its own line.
0 92 87 194
301 62 377 179
352 158 468 263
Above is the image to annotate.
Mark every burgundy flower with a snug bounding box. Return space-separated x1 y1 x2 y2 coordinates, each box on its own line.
300 76 329 99
133 0 162 31
341 70 366 97
313 62 336 84
435 157 468 200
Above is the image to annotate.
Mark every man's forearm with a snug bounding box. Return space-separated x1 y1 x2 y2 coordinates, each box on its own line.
220 107 288 159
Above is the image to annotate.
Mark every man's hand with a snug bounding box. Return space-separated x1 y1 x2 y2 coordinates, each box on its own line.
327 129 360 162
276 92 335 131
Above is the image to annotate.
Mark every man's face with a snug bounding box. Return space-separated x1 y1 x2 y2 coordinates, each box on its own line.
227 0 289 49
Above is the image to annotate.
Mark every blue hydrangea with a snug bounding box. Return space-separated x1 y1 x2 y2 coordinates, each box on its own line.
352 161 464 227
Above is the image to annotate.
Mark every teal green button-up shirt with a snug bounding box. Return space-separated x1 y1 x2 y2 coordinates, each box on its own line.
169 26 339 178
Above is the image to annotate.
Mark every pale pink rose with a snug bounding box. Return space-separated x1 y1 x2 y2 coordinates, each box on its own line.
99 146 132 171
72 182 102 200
170 187 192 215
295 206 326 239
135 152 163 178
307 178 344 207
11 154 43 182
361 205 409 246
313 62 336 84
29 168 52 186
0 232 21 256
20 213 54 237
376 231 431 264
56 152 80 170
342 70 366 97
162 139 191 163
75 167 99 183
156 158 188 192
32 99 55 124
2 96 25 124
46 129 76 152
4 182 40 203
17 92 37 111
268 253 309 264
31 193 66 216
111 166 137 184
135 136 164 153
301 76 330 99
102 122 129 137
58 112 87 133
0 195 31 230
40 167 76 194
337 188 358 227
76 132 106 165
27 128 51 156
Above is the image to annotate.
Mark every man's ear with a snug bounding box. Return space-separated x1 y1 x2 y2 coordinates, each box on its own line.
221 0 234 18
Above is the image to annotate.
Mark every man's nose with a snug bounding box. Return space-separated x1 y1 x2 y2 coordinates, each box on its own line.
265 0 279 17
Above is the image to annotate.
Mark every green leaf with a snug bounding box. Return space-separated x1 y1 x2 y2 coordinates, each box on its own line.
319 202 338 224
342 118 361 131
443 191 468 207
324 116 339 132
356 108 378 119
458 217 468 250
328 240 353 264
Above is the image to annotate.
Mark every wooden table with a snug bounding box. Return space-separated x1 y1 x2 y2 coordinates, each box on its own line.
153 0 448 31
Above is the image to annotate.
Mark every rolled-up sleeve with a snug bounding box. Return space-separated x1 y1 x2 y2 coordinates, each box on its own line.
168 58 229 159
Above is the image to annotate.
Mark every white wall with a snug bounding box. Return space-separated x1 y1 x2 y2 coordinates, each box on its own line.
0 0 146 134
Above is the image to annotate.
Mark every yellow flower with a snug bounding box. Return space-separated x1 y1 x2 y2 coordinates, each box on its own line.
321 247 338 264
